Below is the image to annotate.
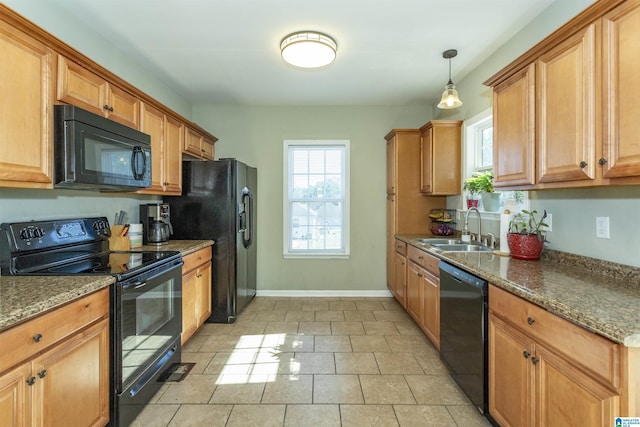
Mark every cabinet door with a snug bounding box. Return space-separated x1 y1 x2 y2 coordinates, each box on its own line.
184 126 203 158
181 269 198 345
421 270 439 350
164 115 184 194
386 135 396 194
536 344 619 427
420 127 433 193
537 23 597 184
493 64 536 187
393 253 407 307
34 318 109 427
57 55 107 117
196 261 212 326
0 21 53 188
201 137 215 160
139 103 165 193
386 195 396 293
0 364 32 427
106 83 139 128
406 262 423 323
602 0 640 179
489 314 535 427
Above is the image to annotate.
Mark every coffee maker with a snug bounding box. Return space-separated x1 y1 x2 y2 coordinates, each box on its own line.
140 203 173 245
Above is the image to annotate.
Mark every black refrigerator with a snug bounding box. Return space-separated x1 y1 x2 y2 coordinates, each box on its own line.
166 159 257 323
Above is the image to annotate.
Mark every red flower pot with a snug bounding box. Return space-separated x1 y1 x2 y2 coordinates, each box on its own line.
467 199 479 209
507 233 544 260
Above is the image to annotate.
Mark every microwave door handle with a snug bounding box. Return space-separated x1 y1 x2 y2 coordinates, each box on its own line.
131 146 147 180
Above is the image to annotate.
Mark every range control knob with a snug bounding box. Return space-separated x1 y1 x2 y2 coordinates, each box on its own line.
19 228 30 240
32 228 44 238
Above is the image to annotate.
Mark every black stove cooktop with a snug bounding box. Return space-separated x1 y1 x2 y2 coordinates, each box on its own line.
0 217 181 280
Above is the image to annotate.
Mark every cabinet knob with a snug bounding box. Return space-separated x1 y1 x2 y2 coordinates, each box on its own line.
417 273 422 278
523 350 530 359
527 317 535 325
38 369 47 379
418 256 423 260
33 333 43 342
579 161 587 169
599 157 607 166
26 377 36 386
531 356 539 365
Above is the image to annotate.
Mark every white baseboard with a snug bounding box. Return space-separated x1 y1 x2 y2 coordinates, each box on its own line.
255 290 393 298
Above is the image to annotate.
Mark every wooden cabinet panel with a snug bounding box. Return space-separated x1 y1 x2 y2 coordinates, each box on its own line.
489 314 535 427
493 64 536 187
393 252 407 307
421 270 439 350
602 0 640 179
34 318 109 427
489 284 622 426
0 19 53 188
419 120 462 195
386 136 396 194
407 245 439 275
182 246 213 344
164 115 184 193
386 195 396 294
537 23 598 184
201 138 215 160
57 55 139 128
406 262 423 323
0 364 32 427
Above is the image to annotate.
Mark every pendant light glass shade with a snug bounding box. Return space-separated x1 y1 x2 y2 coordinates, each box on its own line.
280 31 337 69
437 49 463 109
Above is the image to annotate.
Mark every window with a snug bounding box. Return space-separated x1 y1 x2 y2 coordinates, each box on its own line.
463 109 527 213
283 140 350 258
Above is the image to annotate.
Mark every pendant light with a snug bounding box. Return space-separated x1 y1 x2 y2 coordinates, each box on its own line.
437 49 463 109
280 31 337 69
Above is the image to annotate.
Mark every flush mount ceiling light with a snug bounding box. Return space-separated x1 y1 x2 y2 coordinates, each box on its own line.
280 31 337 69
437 49 463 109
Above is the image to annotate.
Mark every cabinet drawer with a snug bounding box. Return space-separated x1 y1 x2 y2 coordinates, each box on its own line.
182 246 212 273
0 288 109 375
407 245 439 276
489 285 619 388
394 240 407 256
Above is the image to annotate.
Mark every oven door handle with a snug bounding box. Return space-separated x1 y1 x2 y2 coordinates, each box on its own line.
123 280 147 290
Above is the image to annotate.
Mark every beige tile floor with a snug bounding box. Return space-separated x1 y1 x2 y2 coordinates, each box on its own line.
132 296 492 427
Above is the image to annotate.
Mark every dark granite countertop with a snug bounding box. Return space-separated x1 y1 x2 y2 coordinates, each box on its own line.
0 240 213 333
397 234 640 348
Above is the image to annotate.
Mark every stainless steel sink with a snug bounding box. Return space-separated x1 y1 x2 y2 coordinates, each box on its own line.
432 244 493 252
417 238 464 245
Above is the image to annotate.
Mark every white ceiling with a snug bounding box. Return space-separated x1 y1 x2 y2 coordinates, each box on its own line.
51 0 558 107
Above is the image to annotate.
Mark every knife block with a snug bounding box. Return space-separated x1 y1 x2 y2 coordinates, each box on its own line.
109 225 131 251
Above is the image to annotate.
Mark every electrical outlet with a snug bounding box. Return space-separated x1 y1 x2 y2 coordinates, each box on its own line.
546 213 552 232
596 216 610 239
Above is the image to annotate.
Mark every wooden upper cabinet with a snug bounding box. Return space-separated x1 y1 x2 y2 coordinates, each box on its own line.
0 19 54 189
492 64 536 188
57 55 139 129
537 23 598 184
602 0 640 179
138 104 182 195
184 126 216 160
386 135 397 194
419 120 462 195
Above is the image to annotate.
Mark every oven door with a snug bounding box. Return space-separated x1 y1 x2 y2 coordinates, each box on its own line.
114 261 182 392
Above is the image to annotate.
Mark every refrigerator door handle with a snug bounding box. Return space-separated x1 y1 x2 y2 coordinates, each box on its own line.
241 187 254 248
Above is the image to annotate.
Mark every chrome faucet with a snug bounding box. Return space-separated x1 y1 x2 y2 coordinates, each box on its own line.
464 207 482 242
486 232 496 249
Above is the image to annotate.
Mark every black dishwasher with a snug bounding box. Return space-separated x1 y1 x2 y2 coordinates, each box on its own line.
439 261 490 418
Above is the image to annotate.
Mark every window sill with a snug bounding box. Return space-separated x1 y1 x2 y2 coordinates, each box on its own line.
283 253 350 260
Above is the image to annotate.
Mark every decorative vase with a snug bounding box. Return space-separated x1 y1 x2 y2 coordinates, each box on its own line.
481 192 501 212
506 233 544 260
467 199 479 209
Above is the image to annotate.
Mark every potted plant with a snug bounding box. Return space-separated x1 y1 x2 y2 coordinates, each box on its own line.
463 171 500 211
507 209 549 260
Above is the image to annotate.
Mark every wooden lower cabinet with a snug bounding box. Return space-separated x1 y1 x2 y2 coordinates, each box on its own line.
181 246 213 344
406 245 440 350
0 289 110 427
393 252 407 308
489 285 620 427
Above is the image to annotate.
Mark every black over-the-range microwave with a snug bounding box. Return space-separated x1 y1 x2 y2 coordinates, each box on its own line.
54 104 152 191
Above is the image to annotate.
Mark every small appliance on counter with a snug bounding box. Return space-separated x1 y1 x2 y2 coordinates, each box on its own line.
140 203 173 245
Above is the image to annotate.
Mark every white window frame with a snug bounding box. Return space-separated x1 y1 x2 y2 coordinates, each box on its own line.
283 140 350 259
